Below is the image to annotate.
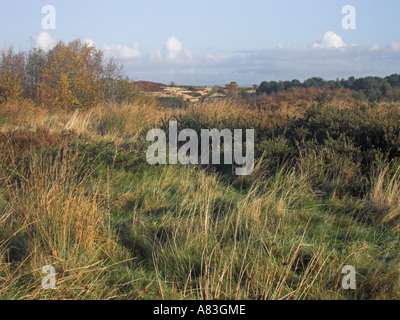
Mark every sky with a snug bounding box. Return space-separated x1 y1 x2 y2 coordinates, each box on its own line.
0 0 399 85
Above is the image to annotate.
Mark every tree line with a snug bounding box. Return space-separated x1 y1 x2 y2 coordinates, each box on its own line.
257 75 400 101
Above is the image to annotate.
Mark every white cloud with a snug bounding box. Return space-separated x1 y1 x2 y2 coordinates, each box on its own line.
369 43 381 51
100 37 194 69
31 31 56 51
387 41 400 52
164 37 193 62
102 42 142 59
165 37 182 60
120 36 193 65
311 31 346 49
202 53 228 63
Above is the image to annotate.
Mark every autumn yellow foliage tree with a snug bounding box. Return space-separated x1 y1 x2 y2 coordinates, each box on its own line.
38 40 103 110
0 70 23 104
0 48 24 104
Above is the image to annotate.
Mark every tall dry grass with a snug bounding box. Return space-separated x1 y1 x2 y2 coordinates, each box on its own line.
0 99 166 145
0 137 132 299
366 164 400 230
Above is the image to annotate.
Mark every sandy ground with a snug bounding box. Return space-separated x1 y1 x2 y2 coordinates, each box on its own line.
147 86 255 102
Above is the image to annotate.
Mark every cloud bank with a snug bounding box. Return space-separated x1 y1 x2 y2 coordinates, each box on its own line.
30 31 400 85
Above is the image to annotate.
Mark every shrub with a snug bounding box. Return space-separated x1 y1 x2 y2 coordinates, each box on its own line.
157 96 189 109
100 78 141 104
37 40 103 110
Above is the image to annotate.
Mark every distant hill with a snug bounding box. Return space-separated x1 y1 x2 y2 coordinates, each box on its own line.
136 81 167 92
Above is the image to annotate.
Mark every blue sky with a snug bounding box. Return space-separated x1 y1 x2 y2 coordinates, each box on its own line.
1 0 399 85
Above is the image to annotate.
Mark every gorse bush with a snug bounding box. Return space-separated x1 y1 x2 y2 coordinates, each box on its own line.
282 103 400 167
